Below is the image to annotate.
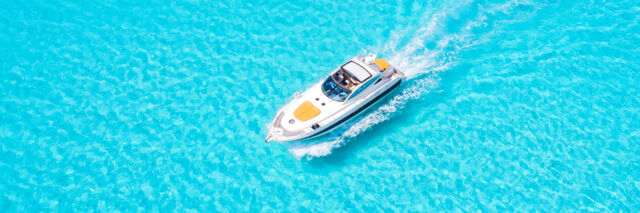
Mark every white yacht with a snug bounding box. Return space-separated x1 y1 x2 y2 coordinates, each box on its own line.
265 55 405 143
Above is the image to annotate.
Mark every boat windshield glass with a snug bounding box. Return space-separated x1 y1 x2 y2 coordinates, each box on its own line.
322 76 351 102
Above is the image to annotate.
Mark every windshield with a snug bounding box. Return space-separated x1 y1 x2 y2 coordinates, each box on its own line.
322 76 351 102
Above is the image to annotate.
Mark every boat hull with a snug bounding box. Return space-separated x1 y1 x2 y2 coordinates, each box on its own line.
296 78 402 140
265 55 405 143
267 75 403 143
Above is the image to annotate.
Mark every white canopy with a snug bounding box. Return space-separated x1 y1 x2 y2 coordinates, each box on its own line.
342 62 371 82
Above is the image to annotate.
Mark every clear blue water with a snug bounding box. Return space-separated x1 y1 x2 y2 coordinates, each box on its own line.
1 0 639 211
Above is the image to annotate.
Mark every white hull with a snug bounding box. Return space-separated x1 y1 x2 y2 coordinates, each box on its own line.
266 55 405 143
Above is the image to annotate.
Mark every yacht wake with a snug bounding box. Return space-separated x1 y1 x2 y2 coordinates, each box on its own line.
286 0 527 160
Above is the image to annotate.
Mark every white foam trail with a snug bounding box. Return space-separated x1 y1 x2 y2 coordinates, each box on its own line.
286 0 523 160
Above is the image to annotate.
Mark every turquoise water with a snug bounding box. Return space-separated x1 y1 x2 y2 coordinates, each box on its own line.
1 0 639 211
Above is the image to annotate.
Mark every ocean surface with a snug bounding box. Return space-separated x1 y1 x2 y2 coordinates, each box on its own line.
1 0 639 211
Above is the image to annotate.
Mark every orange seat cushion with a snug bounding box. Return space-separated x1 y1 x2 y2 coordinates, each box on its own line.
293 101 321 121
374 59 390 71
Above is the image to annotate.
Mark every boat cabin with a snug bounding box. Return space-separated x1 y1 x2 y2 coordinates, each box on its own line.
321 58 389 102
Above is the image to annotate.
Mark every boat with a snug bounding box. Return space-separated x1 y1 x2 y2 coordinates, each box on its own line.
265 54 405 143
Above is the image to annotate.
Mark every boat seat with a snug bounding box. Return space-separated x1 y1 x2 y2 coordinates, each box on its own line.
374 59 390 71
293 101 321 121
